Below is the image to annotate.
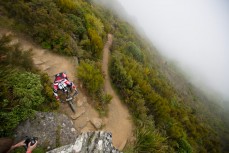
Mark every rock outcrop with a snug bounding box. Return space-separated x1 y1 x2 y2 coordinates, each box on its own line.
14 112 78 150
14 112 121 152
47 131 121 153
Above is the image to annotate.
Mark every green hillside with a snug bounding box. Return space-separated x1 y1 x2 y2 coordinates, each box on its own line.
0 0 228 152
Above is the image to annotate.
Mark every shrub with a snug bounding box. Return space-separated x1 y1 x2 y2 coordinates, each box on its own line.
123 42 144 63
37 72 59 111
0 34 34 71
77 59 103 96
178 138 193 153
77 59 112 116
0 71 45 136
134 126 167 153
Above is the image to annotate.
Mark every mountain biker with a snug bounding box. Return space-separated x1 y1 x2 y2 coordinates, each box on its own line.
53 72 77 101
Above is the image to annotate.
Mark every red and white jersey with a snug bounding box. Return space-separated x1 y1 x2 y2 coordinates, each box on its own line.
53 72 71 90
53 72 76 100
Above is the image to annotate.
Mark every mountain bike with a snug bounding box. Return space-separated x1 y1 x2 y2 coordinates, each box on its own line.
58 81 78 113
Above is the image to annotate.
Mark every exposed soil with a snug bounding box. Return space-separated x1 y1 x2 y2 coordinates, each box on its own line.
17 35 100 134
102 34 133 150
1 29 133 151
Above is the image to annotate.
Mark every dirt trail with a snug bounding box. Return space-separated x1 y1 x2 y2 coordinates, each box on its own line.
1 30 133 150
102 34 133 150
2 31 100 133
19 38 100 131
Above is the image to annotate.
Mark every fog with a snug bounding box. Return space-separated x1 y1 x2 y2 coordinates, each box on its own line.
95 0 229 102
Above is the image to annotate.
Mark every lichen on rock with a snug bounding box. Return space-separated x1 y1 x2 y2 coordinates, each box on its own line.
14 112 78 150
47 131 121 153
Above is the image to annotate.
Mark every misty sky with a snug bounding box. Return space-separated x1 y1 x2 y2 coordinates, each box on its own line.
110 0 229 101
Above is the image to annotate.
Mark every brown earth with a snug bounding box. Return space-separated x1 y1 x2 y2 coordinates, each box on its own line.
16 33 100 134
102 34 133 150
0 30 133 150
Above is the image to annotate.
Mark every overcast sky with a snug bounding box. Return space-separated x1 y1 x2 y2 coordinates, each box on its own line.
95 0 229 101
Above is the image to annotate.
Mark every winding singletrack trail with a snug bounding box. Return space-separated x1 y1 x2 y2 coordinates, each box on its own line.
17 35 100 134
0 29 133 151
102 34 133 150
0 29 99 134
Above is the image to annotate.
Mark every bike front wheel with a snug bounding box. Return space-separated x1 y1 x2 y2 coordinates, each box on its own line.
68 101 76 113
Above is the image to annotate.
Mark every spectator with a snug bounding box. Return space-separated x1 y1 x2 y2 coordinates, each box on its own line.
7 139 38 153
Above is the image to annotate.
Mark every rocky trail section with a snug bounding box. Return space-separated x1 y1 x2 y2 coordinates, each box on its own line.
15 33 100 133
0 30 100 133
1 29 133 151
29 33 133 150
102 34 133 150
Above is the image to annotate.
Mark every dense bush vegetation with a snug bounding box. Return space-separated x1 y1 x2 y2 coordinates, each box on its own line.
0 0 228 152
0 35 57 136
77 60 103 96
0 0 105 59
110 20 222 152
77 59 112 115
0 70 44 136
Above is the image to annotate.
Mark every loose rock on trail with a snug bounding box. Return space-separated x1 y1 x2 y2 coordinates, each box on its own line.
1 30 133 151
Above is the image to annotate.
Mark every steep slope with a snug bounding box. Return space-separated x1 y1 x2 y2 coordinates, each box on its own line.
9 32 99 132
1 0 228 152
3 30 133 150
